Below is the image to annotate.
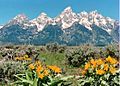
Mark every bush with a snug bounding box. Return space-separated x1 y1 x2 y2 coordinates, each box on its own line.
65 44 119 67
0 61 27 83
65 45 96 67
46 43 66 53
100 44 119 59
79 56 119 86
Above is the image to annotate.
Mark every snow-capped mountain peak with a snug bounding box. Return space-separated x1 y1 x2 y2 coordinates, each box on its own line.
77 10 116 32
13 14 27 20
88 11 115 33
79 11 88 17
56 6 79 29
12 14 28 23
60 6 73 17
3 7 117 33
8 14 28 25
37 12 48 18
4 14 29 28
63 6 72 12
77 11 92 30
30 12 53 31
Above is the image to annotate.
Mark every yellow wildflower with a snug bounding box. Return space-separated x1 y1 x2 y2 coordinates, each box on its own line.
38 73 44 79
19 57 23 60
29 64 34 70
96 59 104 65
15 57 19 60
47 65 53 71
106 56 117 64
54 67 62 73
90 59 97 68
48 65 62 73
24 54 29 58
104 64 109 71
90 59 95 64
81 70 86 75
25 58 32 61
106 56 112 62
109 66 116 74
35 61 41 66
84 62 90 70
43 69 49 76
110 58 118 64
96 69 105 75
22 57 26 60
36 65 43 73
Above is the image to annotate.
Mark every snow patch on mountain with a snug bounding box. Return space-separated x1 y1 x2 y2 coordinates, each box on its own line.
0 25 3 29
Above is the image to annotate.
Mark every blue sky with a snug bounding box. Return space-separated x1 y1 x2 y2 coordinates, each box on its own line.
0 0 119 24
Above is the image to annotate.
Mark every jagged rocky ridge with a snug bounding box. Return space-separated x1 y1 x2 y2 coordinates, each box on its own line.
0 7 119 45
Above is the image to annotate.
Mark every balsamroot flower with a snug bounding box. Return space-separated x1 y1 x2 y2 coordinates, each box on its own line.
48 65 62 73
35 61 41 66
36 65 43 73
43 69 49 76
81 56 118 76
106 56 118 64
96 58 103 65
96 69 105 75
109 66 116 74
84 62 90 70
81 70 86 75
103 64 109 71
38 73 44 79
29 64 35 70
90 59 97 69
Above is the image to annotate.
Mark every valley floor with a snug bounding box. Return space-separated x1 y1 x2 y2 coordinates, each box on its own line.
0 44 119 86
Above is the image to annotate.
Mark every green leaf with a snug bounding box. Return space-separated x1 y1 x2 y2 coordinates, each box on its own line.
101 80 109 86
48 75 74 86
42 83 48 86
32 78 38 86
14 75 33 85
104 74 110 80
60 75 74 81
113 76 120 85
50 80 63 86
26 72 30 80
15 74 25 76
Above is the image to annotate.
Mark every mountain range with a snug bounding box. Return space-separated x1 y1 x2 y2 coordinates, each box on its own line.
0 7 119 46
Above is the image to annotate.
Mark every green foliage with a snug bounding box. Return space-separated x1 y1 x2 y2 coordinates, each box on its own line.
78 70 120 86
78 57 119 86
14 72 38 86
14 61 73 86
15 72 73 86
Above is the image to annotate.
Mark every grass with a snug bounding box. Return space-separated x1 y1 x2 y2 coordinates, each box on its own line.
40 51 65 66
39 50 80 75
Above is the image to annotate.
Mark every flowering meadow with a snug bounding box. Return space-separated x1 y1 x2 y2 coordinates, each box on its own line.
0 44 119 86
